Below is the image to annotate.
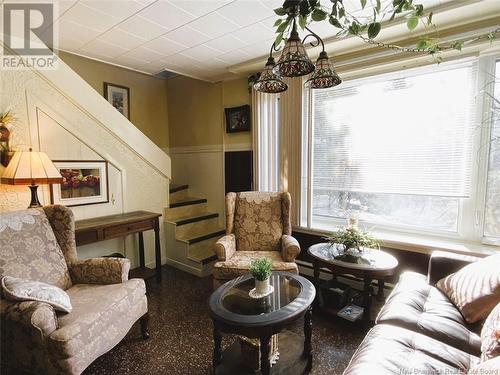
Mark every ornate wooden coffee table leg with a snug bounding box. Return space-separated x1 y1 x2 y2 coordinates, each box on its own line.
212 324 222 372
260 335 272 375
363 276 373 324
304 305 313 372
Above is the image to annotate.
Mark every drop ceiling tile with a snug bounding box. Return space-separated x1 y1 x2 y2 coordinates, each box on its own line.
57 19 102 50
231 22 274 45
80 0 144 19
181 45 222 61
99 28 147 50
138 1 196 31
204 34 245 53
79 38 129 59
160 52 202 67
59 2 121 32
164 25 211 48
216 49 251 64
217 0 271 27
189 12 240 38
113 54 150 67
121 46 166 62
259 0 284 10
241 38 274 58
167 0 230 16
117 15 170 40
141 36 187 56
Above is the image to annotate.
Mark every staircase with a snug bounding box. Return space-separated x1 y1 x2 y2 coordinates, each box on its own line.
164 184 224 277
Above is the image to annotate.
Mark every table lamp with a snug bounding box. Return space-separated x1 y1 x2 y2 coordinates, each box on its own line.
1 148 63 208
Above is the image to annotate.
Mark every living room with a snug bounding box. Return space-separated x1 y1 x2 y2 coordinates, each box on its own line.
0 0 499 374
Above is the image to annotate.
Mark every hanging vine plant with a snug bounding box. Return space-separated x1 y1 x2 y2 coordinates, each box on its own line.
272 0 499 61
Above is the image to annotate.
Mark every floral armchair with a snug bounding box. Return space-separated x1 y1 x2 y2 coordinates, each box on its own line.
0 205 149 375
213 192 301 288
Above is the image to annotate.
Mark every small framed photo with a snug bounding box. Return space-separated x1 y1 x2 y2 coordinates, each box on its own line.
104 82 130 119
225 105 251 133
50 161 109 207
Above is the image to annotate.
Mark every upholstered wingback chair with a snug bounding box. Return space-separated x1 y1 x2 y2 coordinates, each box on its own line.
0 205 149 375
213 192 301 288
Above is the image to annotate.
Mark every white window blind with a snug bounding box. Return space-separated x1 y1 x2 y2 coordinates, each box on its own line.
310 60 477 198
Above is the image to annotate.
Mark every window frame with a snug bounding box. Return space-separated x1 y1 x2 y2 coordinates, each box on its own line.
299 54 500 247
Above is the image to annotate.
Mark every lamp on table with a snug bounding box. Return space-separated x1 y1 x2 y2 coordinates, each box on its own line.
1 148 63 208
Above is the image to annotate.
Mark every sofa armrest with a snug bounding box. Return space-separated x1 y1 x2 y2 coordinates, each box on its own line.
1 299 58 338
215 234 236 261
427 251 482 285
281 235 301 262
69 257 130 285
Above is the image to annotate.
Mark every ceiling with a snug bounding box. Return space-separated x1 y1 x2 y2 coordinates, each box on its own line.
3 0 456 81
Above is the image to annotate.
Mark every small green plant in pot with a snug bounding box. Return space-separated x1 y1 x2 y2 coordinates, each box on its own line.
250 258 273 295
325 227 379 264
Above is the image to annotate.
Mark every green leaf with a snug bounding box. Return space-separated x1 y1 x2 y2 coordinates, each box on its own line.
407 15 419 30
416 38 430 49
367 22 381 39
275 32 284 47
274 7 287 16
375 0 381 12
311 8 327 21
360 0 367 9
329 15 342 29
427 11 433 25
339 7 345 19
277 18 290 33
273 19 283 27
415 4 424 16
299 14 307 29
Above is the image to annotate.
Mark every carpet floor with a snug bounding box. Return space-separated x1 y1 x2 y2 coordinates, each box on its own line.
84 266 367 375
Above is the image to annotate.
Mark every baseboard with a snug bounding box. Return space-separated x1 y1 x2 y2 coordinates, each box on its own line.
223 143 253 152
164 257 205 277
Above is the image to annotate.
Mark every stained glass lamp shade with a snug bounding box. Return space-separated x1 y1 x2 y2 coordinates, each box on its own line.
274 27 315 78
305 51 342 89
253 57 288 94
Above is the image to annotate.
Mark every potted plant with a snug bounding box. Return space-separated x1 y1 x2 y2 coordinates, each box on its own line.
0 110 15 167
250 258 273 296
325 225 379 264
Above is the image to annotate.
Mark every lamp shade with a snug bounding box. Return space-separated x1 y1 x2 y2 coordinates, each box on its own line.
1 149 63 185
274 28 315 78
305 51 342 89
253 57 288 94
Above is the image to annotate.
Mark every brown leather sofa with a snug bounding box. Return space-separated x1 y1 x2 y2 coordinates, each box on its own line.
343 251 484 374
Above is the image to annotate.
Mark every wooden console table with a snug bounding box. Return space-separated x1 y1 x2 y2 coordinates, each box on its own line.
75 211 162 283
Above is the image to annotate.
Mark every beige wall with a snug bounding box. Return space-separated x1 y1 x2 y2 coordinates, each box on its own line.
59 51 169 149
222 78 252 147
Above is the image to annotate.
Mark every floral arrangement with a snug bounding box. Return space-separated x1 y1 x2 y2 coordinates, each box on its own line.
325 223 379 264
249 258 273 281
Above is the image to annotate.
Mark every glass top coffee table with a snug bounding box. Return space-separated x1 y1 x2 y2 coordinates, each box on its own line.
209 272 316 375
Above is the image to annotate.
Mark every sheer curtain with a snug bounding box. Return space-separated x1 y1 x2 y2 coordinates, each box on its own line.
252 90 280 192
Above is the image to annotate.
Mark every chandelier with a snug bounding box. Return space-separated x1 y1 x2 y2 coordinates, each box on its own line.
253 9 341 94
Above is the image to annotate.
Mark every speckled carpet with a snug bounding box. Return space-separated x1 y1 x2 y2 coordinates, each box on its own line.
84 266 367 375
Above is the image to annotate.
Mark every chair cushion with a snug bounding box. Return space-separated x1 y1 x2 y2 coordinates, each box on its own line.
213 251 298 280
234 192 283 252
343 324 480 375
2 276 72 313
480 302 500 362
376 272 481 356
48 279 147 374
436 254 500 324
0 208 72 290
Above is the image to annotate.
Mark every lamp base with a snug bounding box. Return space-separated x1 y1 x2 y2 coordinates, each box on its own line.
28 184 42 208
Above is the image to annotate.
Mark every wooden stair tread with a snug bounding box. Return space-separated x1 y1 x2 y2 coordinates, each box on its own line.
166 212 219 226
187 253 218 265
169 197 207 208
169 184 189 194
177 229 225 245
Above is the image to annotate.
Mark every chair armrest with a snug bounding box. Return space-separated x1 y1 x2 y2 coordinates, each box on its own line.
1 299 58 338
215 234 236 261
427 251 482 285
69 257 130 285
281 235 300 262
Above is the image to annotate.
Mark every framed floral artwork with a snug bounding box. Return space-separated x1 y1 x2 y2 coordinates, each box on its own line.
50 160 109 207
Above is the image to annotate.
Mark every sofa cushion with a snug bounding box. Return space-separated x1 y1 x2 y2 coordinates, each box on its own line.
48 279 147 374
234 192 283 252
480 302 500 362
376 272 481 356
2 276 72 313
213 251 298 280
0 208 72 290
343 324 480 375
436 254 500 324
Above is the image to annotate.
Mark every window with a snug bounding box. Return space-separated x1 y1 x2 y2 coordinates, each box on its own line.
484 60 500 242
302 58 490 238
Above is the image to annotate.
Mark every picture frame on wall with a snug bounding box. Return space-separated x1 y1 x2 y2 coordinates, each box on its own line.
103 82 130 119
50 160 109 207
225 105 251 133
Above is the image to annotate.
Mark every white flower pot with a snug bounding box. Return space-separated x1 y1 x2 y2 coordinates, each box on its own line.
255 278 270 295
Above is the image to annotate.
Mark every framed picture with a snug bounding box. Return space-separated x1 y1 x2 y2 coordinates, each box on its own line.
104 82 130 119
225 105 251 133
50 161 109 207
